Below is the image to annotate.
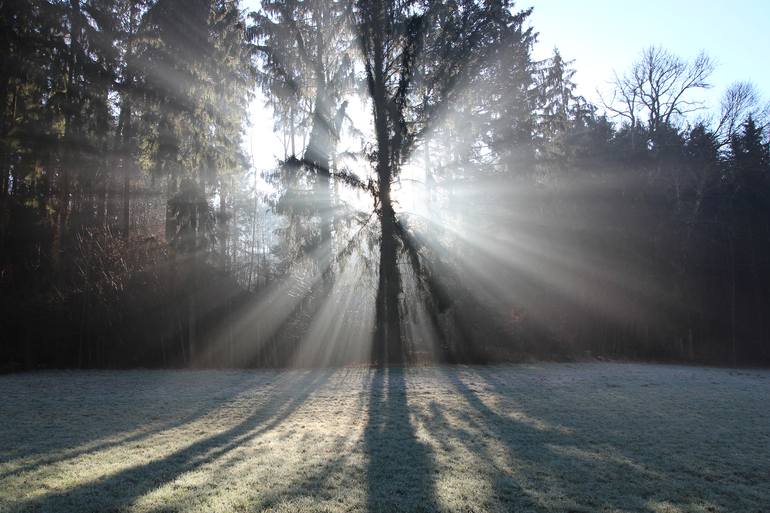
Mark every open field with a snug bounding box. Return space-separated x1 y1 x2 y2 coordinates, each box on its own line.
1 363 768 513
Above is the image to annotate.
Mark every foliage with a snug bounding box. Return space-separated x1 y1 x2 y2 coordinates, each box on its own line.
1 1 770 368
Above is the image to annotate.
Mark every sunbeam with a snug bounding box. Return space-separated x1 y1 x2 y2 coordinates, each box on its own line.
3 2 770 512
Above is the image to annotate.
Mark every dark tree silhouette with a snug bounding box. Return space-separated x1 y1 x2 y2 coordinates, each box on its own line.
1 1 769 369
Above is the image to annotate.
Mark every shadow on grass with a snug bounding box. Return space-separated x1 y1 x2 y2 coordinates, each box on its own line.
429 366 745 512
216 379 372 512
364 368 437 513
12 370 329 513
9 366 765 512
0 371 266 479
439 369 596 511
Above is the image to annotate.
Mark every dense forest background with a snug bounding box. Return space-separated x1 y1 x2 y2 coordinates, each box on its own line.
1 0 769 370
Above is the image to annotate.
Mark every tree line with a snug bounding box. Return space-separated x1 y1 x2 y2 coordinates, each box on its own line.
1 0 768 369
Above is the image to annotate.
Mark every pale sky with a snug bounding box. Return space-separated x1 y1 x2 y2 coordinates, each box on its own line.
243 0 770 168
528 0 770 110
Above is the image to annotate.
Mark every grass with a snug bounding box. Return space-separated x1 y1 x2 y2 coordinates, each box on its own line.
1 363 768 513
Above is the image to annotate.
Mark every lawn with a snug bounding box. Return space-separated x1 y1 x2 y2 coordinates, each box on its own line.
1 364 768 513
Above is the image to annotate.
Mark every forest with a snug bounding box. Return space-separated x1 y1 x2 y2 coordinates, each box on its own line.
1 0 769 370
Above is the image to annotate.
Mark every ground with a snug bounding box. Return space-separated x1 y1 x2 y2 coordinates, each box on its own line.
1 363 768 513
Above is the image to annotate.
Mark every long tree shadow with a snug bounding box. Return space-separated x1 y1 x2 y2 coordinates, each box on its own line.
431 366 755 512
0 371 265 479
13 370 330 513
450 368 667 511
209 378 372 512
364 367 438 513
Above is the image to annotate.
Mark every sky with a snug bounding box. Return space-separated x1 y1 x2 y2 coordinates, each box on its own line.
244 0 770 169
528 0 770 109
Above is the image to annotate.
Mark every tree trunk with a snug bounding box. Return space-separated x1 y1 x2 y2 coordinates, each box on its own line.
369 8 404 365
373 120 403 364
248 161 258 291
290 105 296 157
0 71 10 198
55 0 83 270
120 0 137 240
375 191 403 365
728 229 737 365
219 178 228 270
188 288 196 366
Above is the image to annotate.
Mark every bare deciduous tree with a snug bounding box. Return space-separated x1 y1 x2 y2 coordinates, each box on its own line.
714 81 769 145
601 46 714 136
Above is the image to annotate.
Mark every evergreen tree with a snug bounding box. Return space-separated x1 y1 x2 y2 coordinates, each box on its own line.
536 47 579 164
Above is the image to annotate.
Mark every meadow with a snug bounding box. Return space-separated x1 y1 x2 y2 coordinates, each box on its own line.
2 363 768 513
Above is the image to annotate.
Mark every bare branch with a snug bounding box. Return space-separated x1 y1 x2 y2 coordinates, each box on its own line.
715 81 762 144
603 46 713 134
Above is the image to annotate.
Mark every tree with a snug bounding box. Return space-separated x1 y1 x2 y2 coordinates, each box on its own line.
111 0 145 238
168 178 216 362
250 0 354 169
714 81 768 146
725 116 770 362
602 46 714 142
249 0 356 294
355 0 537 363
536 47 582 167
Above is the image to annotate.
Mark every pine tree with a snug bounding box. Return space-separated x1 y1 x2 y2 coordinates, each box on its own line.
536 48 580 167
